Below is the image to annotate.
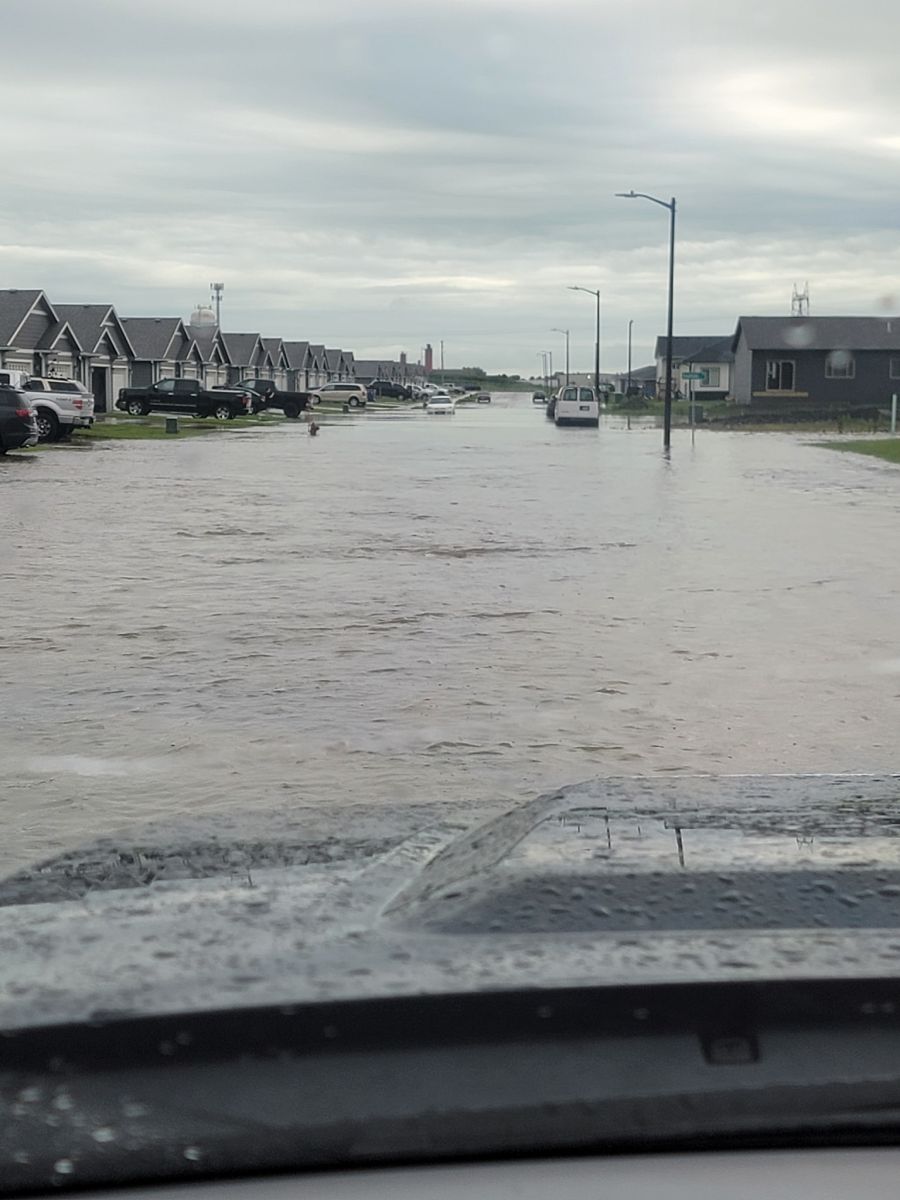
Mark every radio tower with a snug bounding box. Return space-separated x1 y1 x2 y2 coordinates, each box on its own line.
791 282 810 317
210 282 224 327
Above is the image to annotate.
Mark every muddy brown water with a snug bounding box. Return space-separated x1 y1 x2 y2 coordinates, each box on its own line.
2 397 899 875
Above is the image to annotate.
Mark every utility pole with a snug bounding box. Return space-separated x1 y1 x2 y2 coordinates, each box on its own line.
210 282 224 327
616 190 677 451
440 339 445 385
627 319 633 395
569 287 601 395
551 328 570 385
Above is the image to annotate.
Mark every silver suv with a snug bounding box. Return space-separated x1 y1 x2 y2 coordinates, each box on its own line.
310 382 368 408
22 377 95 442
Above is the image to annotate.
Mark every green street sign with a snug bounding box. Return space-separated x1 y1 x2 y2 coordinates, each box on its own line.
681 371 706 380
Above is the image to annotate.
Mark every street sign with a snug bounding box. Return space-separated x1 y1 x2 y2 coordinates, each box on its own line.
681 371 706 380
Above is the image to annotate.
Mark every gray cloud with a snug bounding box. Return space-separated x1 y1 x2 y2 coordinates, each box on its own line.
1 0 898 372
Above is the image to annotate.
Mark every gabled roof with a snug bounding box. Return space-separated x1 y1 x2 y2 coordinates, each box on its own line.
188 324 230 365
261 337 288 369
0 289 54 347
732 316 900 353
121 317 190 361
654 335 731 362
323 348 344 372
36 319 84 353
220 332 265 367
629 364 657 381
55 304 133 358
282 340 310 369
307 343 326 365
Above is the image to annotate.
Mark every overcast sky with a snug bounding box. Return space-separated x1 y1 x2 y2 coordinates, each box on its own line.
2 0 898 375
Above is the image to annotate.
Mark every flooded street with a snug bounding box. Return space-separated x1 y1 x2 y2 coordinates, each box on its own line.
3 396 900 874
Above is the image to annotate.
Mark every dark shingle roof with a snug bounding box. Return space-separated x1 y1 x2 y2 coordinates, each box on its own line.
654 335 732 362
282 340 310 369
220 333 263 366
0 289 46 345
734 316 900 352
324 348 343 372
121 317 185 360
629 364 657 380
261 337 286 365
36 320 83 353
55 304 131 357
188 325 225 362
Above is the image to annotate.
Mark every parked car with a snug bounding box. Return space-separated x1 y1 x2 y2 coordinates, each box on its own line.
310 382 368 407
116 378 251 419
0 385 38 453
22 376 95 442
367 379 412 401
225 378 314 418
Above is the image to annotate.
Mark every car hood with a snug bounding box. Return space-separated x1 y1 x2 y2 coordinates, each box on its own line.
3 773 900 1030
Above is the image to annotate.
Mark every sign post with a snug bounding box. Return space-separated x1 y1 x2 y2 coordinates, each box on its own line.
892 393 897 435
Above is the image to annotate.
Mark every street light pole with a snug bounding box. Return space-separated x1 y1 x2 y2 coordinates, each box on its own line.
440 339 445 385
615 190 677 450
627 319 633 395
568 287 601 395
551 328 570 385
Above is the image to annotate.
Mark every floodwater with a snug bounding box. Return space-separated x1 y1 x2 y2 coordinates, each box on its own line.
2 396 900 874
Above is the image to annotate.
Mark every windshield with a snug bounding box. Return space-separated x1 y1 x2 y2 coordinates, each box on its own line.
3 0 900 1191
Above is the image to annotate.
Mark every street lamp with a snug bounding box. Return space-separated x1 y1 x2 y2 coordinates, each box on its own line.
615 190 676 450
627 319 634 396
568 287 601 395
551 328 570 385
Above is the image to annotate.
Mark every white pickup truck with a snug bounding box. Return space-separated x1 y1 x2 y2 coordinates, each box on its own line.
0 373 96 441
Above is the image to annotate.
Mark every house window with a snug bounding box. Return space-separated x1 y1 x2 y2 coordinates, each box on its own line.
890 358 900 379
703 367 721 387
825 351 855 379
766 360 795 391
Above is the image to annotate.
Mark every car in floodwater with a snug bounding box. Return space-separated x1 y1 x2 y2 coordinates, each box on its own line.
0 384 38 453
554 385 600 428
425 391 456 413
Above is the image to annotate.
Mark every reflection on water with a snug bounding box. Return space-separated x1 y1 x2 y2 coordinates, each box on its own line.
2 396 900 872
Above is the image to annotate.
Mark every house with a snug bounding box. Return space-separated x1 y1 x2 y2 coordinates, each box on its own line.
121 317 203 386
353 359 391 385
55 304 135 413
307 344 328 388
731 316 900 408
282 341 311 391
323 348 349 382
0 289 85 380
654 335 733 400
219 333 268 385
187 323 231 388
261 338 289 390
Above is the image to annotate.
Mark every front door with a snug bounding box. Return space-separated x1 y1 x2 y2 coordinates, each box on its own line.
91 367 107 414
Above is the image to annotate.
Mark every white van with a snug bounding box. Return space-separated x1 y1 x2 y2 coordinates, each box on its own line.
554 385 599 428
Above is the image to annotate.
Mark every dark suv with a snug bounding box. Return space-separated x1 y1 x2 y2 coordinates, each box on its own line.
0 386 38 454
367 379 412 401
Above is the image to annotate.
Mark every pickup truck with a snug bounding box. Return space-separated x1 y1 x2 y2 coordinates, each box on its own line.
18 375 95 442
115 378 251 420
226 378 314 419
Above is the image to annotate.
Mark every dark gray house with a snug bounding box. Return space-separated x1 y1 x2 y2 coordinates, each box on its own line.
282 341 311 391
55 304 134 413
220 333 267 385
121 317 203 386
731 316 900 407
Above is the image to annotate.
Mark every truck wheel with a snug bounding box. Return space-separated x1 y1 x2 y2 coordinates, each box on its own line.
283 403 299 419
126 399 145 417
34 408 59 442
213 403 232 421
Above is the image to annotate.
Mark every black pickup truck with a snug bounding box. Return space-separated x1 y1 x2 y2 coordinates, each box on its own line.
116 378 251 419
230 378 314 418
